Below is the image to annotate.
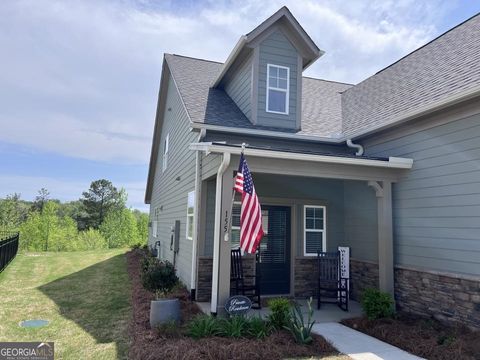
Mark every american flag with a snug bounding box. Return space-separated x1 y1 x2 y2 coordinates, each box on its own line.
234 153 264 254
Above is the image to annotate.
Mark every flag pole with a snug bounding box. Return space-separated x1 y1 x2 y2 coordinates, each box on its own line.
223 143 246 243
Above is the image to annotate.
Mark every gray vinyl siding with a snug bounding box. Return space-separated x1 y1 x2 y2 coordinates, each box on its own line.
201 153 221 180
224 54 253 121
343 180 378 262
364 113 480 276
148 70 197 288
257 30 299 129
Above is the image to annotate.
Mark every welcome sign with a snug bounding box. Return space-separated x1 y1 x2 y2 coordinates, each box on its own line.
224 295 252 315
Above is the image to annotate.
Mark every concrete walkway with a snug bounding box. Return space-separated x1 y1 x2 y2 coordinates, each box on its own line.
312 322 424 360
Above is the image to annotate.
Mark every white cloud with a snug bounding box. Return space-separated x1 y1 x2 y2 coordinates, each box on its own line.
0 0 454 165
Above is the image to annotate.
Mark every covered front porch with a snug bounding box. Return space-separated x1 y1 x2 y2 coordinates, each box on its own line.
191 142 413 315
197 298 363 323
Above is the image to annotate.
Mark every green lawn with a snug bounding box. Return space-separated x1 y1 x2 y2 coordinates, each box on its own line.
0 249 131 359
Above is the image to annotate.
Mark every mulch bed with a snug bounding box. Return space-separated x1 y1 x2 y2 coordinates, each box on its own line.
342 315 480 360
126 249 343 360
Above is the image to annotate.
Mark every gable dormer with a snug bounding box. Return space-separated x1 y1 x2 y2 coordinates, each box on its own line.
213 7 323 130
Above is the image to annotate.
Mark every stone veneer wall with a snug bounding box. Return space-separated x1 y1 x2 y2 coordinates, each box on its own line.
195 255 256 302
294 258 317 298
196 257 213 302
349 259 379 301
349 259 480 330
294 258 379 300
395 266 480 330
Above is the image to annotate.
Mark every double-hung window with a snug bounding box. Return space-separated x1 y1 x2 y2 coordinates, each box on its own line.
266 64 289 114
186 191 195 240
304 205 326 256
162 133 169 172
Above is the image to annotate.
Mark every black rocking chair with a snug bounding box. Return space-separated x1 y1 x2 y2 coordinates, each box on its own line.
317 251 349 311
230 249 261 309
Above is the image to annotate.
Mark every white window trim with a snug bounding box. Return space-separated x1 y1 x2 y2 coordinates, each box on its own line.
303 205 327 256
266 64 290 115
186 191 195 240
162 133 169 172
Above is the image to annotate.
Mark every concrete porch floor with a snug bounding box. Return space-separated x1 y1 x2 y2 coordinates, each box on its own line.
197 299 363 323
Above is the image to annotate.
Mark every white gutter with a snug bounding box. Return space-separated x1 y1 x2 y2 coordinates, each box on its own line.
190 128 206 300
210 152 231 315
189 142 413 170
190 122 341 143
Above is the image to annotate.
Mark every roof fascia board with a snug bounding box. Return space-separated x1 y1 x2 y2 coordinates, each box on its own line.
246 8 320 56
246 21 320 63
145 59 170 204
189 142 413 170
211 36 247 88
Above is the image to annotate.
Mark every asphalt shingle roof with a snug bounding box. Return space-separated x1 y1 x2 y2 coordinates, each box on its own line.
165 54 351 137
342 13 480 136
165 13 480 138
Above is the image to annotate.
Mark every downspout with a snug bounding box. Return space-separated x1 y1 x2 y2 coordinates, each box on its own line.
190 128 206 300
346 139 364 156
211 152 231 315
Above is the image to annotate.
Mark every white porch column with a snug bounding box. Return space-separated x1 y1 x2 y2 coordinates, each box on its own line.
368 180 394 296
211 154 233 315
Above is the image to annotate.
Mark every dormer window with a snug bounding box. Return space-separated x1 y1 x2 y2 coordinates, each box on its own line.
266 64 289 114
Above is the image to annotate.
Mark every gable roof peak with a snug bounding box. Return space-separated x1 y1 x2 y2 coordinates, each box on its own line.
212 7 323 87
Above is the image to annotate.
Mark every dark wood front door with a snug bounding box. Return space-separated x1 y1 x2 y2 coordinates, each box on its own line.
258 205 291 295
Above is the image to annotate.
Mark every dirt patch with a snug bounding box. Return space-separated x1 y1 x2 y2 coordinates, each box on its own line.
126 249 344 360
342 315 480 360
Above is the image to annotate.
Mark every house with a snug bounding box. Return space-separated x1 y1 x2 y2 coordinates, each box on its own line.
145 7 480 329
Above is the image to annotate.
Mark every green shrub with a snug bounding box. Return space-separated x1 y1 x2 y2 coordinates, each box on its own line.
284 298 316 344
267 297 291 329
219 315 249 338
141 258 178 295
77 228 108 250
247 316 272 339
187 315 222 339
361 288 394 320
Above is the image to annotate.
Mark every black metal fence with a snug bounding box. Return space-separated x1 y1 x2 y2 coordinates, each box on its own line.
0 232 19 273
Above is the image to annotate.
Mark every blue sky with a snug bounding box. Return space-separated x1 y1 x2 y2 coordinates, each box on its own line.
0 0 479 211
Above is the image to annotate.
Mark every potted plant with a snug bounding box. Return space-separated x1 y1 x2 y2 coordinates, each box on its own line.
141 257 180 327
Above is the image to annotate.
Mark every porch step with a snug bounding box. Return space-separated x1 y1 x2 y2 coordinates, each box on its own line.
312 322 424 360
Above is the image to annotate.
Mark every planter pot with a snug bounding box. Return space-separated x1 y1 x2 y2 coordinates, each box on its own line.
150 298 181 328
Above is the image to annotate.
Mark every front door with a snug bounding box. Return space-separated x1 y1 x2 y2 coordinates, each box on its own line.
258 205 291 295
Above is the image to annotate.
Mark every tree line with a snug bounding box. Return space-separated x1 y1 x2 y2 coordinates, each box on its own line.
0 179 148 251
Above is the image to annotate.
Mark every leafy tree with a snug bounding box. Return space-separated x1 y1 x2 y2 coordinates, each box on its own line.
100 208 139 248
80 179 126 229
77 228 108 250
133 209 149 246
0 193 29 231
58 200 89 230
32 188 50 212
19 201 78 251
